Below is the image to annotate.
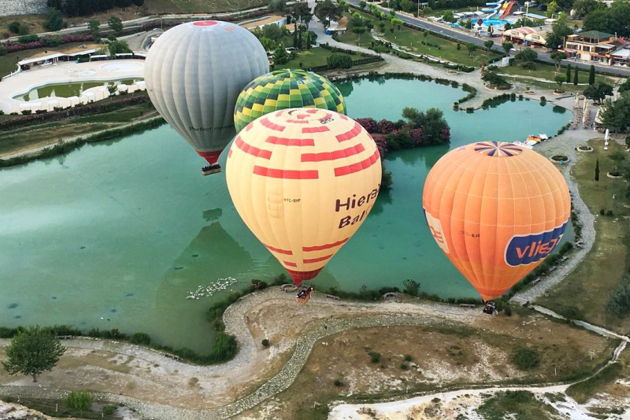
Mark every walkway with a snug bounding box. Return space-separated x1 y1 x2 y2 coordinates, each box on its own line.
511 127 598 305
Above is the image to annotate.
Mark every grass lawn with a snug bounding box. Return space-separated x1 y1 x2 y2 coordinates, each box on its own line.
0 15 46 35
500 61 616 86
536 140 630 332
339 10 501 67
275 47 366 70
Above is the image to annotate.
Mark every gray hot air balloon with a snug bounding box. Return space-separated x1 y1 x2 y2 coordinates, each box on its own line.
144 20 269 175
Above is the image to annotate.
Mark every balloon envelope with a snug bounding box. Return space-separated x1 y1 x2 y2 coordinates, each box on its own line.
422 141 571 301
233 69 346 133
144 20 269 165
226 108 382 285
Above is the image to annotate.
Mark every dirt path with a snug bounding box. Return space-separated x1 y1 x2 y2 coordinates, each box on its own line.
0 290 484 419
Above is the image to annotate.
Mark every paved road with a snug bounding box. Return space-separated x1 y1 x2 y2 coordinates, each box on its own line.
344 0 630 77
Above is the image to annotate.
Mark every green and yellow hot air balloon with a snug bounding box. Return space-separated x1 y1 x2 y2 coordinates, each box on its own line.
233 69 346 132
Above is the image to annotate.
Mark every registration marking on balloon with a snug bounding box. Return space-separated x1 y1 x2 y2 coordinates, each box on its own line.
226 108 382 285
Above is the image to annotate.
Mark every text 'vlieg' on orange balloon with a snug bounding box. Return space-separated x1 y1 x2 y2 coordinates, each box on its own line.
422 141 571 301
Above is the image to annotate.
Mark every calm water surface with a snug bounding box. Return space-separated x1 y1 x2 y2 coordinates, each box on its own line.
0 77 573 350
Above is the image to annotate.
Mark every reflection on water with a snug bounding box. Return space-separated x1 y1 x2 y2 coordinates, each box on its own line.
0 77 573 349
15 79 141 101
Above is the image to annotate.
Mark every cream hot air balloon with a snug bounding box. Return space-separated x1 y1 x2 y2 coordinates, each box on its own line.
144 20 269 175
226 108 382 294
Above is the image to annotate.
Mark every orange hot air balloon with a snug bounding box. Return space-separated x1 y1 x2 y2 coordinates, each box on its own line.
422 141 571 302
226 108 382 285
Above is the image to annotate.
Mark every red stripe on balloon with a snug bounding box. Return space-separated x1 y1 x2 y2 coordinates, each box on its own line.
235 136 272 159
254 166 319 179
286 120 310 124
266 136 315 146
336 122 362 142
301 144 365 162
283 261 297 267
303 238 348 252
303 255 332 264
260 117 286 132
264 244 293 255
302 126 329 133
334 150 379 176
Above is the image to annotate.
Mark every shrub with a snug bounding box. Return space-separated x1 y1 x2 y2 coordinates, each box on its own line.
333 379 344 387
356 117 378 133
102 405 117 415
403 354 413 362
607 276 630 316
400 363 409 370
403 279 420 296
17 34 39 43
0 45 8 56
326 53 353 69
540 96 547 106
368 351 381 363
511 347 540 370
130 332 151 345
261 339 270 348
64 390 93 413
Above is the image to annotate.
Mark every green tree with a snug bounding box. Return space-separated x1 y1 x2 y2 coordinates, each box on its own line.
2 327 65 382
600 92 630 132
466 43 477 56
583 82 613 104
511 347 540 370
607 277 630 317
594 158 599 181
619 78 630 94
315 0 342 30
551 51 567 72
0 44 7 56
566 63 571 81
572 0 600 18
64 391 93 416
273 43 289 65
8 21 28 35
442 10 456 23
44 7 64 31
359 0 367 9
502 41 513 55
588 64 595 85
484 39 494 52
107 39 131 56
583 1 630 37
402 107 450 144
515 47 537 66
269 0 286 12
88 19 100 36
573 66 579 85
327 53 353 68
108 15 123 35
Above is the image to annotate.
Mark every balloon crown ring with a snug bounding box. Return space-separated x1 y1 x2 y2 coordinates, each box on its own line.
474 141 522 157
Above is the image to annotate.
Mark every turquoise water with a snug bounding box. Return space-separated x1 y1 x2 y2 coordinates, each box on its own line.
16 79 141 101
0 77 573 351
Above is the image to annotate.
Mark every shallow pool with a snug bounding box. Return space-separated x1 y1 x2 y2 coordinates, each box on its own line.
0 76 573 351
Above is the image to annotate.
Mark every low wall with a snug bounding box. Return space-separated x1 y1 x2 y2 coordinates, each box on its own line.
0 0 47 17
